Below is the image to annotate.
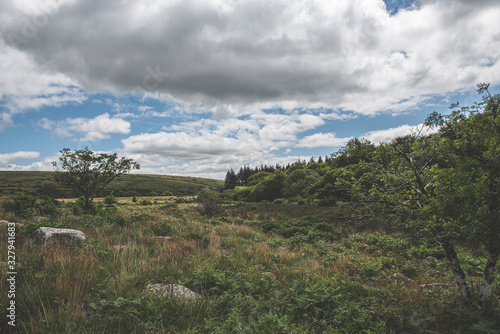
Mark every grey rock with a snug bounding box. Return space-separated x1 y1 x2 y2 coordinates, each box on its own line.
262 271 275 278
393 272 413 283
0 220 24 227
146 283 199 300
419 283 454 290
34 227 86 245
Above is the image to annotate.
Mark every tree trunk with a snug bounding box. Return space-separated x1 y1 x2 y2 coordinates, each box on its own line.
441 239 472 306
477 245 499 312
84 196 93 213
478 181 500 311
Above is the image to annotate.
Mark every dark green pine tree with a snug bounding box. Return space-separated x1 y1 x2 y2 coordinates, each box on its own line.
224 169 238 190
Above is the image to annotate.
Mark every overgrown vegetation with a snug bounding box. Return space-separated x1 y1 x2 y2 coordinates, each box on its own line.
1 192 499 333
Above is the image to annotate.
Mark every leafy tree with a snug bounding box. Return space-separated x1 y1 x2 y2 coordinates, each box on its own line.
312 139 378 205
334 132 477 305
247 171 273 186
248 169 286 202
331 138 376 168
197 188 223 216
337 84 499 311
283 169 320 198
286 161 306 174
424 83 500 311
52 147 140 212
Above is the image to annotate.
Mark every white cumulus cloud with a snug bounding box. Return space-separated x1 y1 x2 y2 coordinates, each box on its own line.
297 133 353 148
361 123 439 144
38 113 131 141
0 151 40 167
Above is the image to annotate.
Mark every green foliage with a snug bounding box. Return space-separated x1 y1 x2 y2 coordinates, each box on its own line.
248 169 285 202
66 196 94 215
247 171 273 186
197 188 223 216
37 196 62 216
283 168 319 198
1 193 37 218
1 195 499 332
228 186 253 201
151 221 173 236
140 198 153 205
406 244 446 259
104 194 118 205
255 216 340 245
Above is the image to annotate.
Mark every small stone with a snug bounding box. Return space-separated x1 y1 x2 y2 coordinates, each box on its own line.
34 216 46 223
424 256 441 264
153 236 176 241
0 220 24 227
113 243 136 249
146 283 199 301
419 283 454 290
393 272 413 283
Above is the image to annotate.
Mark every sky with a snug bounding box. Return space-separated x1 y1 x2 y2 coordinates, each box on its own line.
1 0 499 179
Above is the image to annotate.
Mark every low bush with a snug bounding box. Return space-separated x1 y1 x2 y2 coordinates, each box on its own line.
197 188 223 216
104 195 118 205
1 193 37 218
151 221 173 236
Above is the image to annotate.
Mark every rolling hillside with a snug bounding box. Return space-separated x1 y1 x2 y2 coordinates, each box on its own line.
0 171 223 198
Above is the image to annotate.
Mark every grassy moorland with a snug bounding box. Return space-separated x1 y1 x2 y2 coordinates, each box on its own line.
0 171 224 198
1 195 499 333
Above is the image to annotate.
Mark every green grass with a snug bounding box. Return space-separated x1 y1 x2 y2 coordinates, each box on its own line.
0 171 224 198
1 197 499 333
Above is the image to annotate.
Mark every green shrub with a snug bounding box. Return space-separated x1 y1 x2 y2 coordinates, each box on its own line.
257 216 340 243
1 193 37 218
197 188 223 216
406 243 446 259
140 199 152 205
114 215 129 227
129 213 152 224
151 221 173 236
38 196 62 217
104 194 118 205
65 196 93 215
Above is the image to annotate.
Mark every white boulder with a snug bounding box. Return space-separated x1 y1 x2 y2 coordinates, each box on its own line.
34 227 86 245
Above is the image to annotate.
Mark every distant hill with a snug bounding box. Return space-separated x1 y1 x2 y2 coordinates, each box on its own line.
0 171 223 198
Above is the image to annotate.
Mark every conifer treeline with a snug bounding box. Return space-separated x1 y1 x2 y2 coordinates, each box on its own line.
224 156 330 190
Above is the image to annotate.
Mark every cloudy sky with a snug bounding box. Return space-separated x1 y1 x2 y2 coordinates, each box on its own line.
1 0 499 179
